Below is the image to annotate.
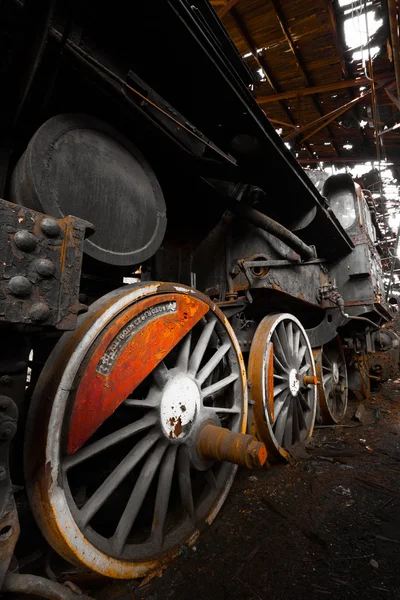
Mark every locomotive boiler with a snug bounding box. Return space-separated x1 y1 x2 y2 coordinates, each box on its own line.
0 0 398 594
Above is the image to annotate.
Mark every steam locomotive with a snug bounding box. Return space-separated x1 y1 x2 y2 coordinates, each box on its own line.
0 0 397 594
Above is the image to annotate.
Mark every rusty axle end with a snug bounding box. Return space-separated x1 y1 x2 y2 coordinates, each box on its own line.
303 375 318 386
197 424 267 468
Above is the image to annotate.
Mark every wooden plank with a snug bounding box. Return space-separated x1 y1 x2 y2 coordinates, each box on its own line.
256 78 373 104
217 0 240 19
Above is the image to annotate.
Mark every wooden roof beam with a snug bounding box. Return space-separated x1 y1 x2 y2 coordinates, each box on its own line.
267 0 340 156
256 77 376 104
230 7 314 157
217 0 240 19
322 0 348 79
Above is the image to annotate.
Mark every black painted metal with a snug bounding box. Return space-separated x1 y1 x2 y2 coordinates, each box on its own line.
10 114 167 268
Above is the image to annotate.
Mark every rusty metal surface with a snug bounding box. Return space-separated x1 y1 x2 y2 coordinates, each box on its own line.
68 292 209 453
0 198 92 330
0 497 20 588
197 424 267 468
25 282 248 579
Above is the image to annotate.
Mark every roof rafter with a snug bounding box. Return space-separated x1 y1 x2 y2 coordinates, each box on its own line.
268 0 340 156
229 7 316 156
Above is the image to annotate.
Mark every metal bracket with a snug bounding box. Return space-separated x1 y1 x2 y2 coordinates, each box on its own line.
0 198 93 330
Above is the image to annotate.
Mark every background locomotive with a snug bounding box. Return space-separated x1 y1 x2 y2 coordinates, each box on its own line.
0 0 398 595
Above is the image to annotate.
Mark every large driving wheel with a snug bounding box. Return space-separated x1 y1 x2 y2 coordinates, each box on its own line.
314 337 348 424
25 283 247 579
248 313 317 460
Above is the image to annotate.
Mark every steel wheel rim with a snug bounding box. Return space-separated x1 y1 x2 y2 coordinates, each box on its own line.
249 313 317 459
315 337 348 424
25 283 247 579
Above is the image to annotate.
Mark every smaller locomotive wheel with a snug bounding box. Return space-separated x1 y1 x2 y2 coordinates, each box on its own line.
314 337 348 424
25 283 247 579
248 313 317 460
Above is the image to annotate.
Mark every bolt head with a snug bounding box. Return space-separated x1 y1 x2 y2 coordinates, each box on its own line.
29 302 50 322
34 258 55 278
0 421 16 440
14 230 37 252
8 275 32 297
41 218 61 237
0 397 10 409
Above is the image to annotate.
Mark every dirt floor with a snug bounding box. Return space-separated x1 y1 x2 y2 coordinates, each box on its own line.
132 380 400 600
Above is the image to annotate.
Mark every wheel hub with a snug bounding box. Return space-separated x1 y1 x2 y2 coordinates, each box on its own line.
160 373 200 441
289 368 300 396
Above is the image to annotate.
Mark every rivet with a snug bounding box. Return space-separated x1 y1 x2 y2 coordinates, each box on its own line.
0 398 10 409
14 230 37 252
29 302 50 322
8 276 32 297
0 422 16 440
34 258 55 278
41 218 61 237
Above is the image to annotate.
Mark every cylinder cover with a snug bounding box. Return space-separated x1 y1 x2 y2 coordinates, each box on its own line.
10 114 167 267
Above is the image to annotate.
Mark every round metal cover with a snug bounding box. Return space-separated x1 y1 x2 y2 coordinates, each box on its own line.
10 114 167 267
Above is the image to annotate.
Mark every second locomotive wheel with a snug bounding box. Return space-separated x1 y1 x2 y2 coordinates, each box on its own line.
314 337 348 424
24 283 247 579
248 313 317 460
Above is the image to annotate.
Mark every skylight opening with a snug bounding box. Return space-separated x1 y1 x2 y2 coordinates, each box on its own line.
352 46 380 61
344 11 383 50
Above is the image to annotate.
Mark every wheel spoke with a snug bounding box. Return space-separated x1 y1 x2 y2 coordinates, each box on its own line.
322 351 332 367
278 323 291 364
292 401 301 442
197 343 230 385
274 391 290 421
286 322 294 352
151 445 178 547
78 429 160 527
63 412 158 471
124 389 160 409
274 382 288 397
188 317 217 376
296 344 307 369
178 445 194 521
298 363 310 377
274 352 289 374
283 402 294 448
296 399 308 431
293 329 301 357
207 406 240 415
298 391 311 412
323 373 333 385
273 373 286 381
112 440 168 554
272 332 290 369
177 332 192 371
273 397 291 446
202 373 238 398
153 361 169 388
